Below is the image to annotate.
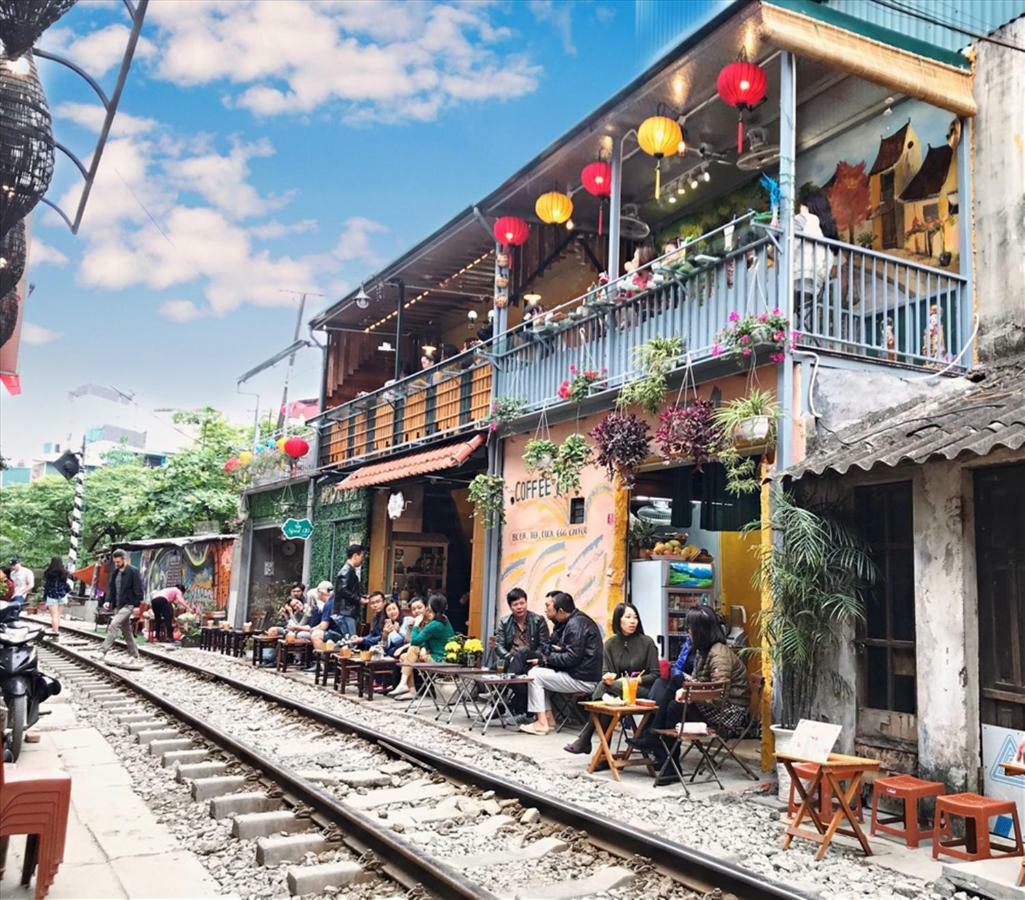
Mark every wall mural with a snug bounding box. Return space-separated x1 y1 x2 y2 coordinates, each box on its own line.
132 539 233 613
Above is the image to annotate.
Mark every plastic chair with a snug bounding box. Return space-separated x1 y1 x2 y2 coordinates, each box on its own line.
0 736 72 899
932 793 1024 863
870 773 947 849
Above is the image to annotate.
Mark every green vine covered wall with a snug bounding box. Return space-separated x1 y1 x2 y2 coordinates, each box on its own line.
310 484 370 584
247 484 308 523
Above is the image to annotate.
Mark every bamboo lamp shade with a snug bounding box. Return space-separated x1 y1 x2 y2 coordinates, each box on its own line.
0 0 78 60
0 218 25 297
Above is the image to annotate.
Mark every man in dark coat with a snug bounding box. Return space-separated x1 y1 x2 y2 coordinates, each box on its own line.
494 587 548 717
96 549 144 664
332 544 366 637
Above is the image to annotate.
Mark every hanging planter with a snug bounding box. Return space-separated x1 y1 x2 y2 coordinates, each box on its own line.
557 364 604 404
468 473 506 529
487 397 526 434
0 219 26 297
712 388 780 496
713 310 794 365
552 433 593 497
590 412 651 487
618 336 683 415
655 399 720 469
523 438 558 474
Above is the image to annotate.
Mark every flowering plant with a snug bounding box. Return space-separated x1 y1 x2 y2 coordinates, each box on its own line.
655 400 721 469
463 638 485 654
444 637 464 663
590 412 651 487
713 310 794 365
487 397 526 433
557 364 604 403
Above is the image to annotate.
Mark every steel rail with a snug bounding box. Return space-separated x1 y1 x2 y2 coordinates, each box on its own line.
43 639 498 900
46 624 809 900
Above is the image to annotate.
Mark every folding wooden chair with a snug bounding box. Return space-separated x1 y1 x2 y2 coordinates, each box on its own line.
649 680 729 794
707 674 764 780
550 691 589 733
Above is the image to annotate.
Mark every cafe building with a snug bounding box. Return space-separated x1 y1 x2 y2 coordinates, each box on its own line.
305 0 1024 788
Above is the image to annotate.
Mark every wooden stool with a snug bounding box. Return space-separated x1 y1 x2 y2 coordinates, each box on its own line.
199 626 217 650
251 635 278 666
788 761 864 824
276 640 312 672
334 657 363 693
932 793 1024 862
359 659 397 700
870 774 947 848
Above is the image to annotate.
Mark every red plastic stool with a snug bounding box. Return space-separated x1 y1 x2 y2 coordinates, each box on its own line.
0 761 71 899
932 793 1024 862
870 774 947 849
788 761 864 823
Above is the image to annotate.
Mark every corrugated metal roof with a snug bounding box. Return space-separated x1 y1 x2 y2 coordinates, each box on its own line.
785 361 1025 480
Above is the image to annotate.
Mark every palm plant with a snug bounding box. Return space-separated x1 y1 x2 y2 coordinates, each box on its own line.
749 488 877 728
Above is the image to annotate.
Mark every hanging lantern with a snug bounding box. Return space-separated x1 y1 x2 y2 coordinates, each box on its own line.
284 436 309 459
0 219 26 297
238 450 253 467
492 215 529 248
637 115 682 200
0 0 78 61
535 191 573 225
224 458 240 474
265 438 276 451
276 437 287 453
0 52 55 239
580 161 612 236
717 56 768 154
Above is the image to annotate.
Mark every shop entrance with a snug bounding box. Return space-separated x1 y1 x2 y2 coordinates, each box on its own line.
246 527 304 627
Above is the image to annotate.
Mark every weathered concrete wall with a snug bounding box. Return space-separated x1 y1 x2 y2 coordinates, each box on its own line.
972 16 1025 362
913 462 980 790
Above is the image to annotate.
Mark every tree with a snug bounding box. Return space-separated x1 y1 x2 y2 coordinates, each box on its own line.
0 477 74 568
827 160 870 243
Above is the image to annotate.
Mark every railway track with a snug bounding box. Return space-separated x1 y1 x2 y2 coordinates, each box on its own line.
41 624 809 900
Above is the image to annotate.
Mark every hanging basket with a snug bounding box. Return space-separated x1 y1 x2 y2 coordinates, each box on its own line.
0 218 26 296
734 415 772 445
0 52 55 238
0 1 78 60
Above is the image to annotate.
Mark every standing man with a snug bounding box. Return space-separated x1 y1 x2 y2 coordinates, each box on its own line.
95 549 144 666
495 588 548 720
9 558 35 609
333 544 367 638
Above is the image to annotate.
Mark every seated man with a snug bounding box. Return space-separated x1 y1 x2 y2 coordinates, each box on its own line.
282 596 312 640
519 592 602 736
348 592 387 649
494 588 547 717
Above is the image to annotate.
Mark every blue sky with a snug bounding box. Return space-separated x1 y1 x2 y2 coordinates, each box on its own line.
3 0 657 460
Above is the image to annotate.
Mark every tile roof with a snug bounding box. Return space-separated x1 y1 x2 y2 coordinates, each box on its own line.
868 121 911 176
785 361 1025 480
900 143 954 202
337 433 486 489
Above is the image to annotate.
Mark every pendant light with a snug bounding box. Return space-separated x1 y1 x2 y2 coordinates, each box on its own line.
535 190 573 225
580 160 612 235
717 54 768 154
637 113 682 199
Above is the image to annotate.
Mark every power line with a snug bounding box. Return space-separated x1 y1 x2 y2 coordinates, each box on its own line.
867 0 1025 53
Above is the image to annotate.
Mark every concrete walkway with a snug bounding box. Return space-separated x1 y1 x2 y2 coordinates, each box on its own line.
1 688 224 899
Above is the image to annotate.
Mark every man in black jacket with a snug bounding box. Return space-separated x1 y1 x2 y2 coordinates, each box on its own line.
495 588 548 716
96 549 144 664
332 544 367 637
519 592 602 735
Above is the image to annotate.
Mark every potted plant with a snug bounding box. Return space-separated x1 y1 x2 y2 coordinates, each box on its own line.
747 488 876 797
713 310 793 366
655 399 720 468
468 474 506 528
487 397 525 434
712 389 780 496
936 214 957 266
618 336 683 415
551 433 593 496
463 637 485 668
590 412 651 487
856 230 875 249
629 517 658 559
557 364 604 404
523 438 558 474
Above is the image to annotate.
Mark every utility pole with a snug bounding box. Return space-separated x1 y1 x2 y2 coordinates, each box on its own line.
276 290 324 431
67 434 86 574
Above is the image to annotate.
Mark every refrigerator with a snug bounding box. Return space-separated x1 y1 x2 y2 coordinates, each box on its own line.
629 559 715 663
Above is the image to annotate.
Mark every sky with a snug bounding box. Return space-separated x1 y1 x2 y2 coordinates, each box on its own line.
1 0 665 462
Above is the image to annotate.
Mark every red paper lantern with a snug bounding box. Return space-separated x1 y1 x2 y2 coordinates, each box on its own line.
224 458 240 474
284 436 309 459
580 161 612 236
492 216 529 248
717 58 768 154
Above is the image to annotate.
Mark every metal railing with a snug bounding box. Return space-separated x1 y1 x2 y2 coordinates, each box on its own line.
246 432 318 488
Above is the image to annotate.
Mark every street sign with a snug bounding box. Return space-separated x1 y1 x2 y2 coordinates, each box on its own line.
281 517 314 540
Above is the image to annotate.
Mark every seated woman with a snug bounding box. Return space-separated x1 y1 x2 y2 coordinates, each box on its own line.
564 602 659 755
387 595 425 658
390 593 455 699
379 600 407 656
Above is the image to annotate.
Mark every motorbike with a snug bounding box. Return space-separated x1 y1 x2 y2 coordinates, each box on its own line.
0 601 62 761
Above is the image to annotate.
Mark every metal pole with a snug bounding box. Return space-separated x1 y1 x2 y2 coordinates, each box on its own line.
955 117 974 365
277 293 308 431
393 279 405 382
608 137 623 282
67 435 86 574
776 51 797 471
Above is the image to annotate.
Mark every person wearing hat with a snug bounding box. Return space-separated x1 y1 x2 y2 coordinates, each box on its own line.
9 558 35 609
305 581 334 628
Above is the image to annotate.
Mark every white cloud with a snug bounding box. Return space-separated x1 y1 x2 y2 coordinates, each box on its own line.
333 217 388 264
21 323 62 345
158 299 205 323
29 238 69 268
138 0 541 121
41 24 156 79
55 101 158 138
528 1 576 55
251 219 319 240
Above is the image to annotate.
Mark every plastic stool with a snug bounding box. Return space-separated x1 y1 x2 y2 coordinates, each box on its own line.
932 793 1024 862
870 774 947 849
788 761 864 823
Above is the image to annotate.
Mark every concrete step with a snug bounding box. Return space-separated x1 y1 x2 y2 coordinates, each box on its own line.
232 811 311 840
176 761 229 782
511 866 634 900
209 792 282 819
162 749 209 768
255 833 329 866
286 861 373 896
149 738 193 757
191 775 246 801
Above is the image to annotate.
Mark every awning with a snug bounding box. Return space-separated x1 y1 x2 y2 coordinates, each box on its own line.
338 434 486 489
785 362 1025 481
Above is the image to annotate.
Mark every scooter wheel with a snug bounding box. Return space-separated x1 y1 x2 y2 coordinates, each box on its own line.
8 694 26 761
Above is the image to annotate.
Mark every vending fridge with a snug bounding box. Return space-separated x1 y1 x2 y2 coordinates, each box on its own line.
629 559 714 662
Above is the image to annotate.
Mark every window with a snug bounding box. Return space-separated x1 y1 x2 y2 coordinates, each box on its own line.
856 482 916 714
923 202 939 221
569 497 585 525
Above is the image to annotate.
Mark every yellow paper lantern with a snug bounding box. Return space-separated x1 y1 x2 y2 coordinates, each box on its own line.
276 437 287 453
535 191 573 225
238 450 253 467
637 115 683 199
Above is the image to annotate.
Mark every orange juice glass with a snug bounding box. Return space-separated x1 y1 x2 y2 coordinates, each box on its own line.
623 676 639 705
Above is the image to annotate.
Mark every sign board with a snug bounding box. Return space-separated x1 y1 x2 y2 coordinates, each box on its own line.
281 518 314 540
787 719 843 764
982 724 1025 838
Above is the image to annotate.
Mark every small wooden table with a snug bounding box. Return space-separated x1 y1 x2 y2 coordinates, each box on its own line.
312 649 340 686
276 639 312 672
778 751 881 861
580 701 656 783
334 656 365 693
358 658 398 700
250 634 278 666
1000 760 1025 887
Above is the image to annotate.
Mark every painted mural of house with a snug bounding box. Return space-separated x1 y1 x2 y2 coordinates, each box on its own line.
867 120 921 249
900 136 959 266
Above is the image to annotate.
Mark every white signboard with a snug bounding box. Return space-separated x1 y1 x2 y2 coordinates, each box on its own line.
787 719 843 763
981 724 1025 839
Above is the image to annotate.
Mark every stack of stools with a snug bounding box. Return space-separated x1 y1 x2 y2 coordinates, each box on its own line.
870 774 947 848
0 755 71 899
787 761 864 823
931 793 1023 863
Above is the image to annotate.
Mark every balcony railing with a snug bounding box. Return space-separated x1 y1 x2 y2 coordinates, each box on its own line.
246 432 318 489
315 217 969 469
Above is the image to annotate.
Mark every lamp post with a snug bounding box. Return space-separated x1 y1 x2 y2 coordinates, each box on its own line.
388 278 406 381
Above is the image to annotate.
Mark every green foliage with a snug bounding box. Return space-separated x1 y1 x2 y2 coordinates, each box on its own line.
523 439 558 475
468 474 505 529
0 477 74 568
618 336 683 416
747 488 877 728
712 389 780 496
551 433 593 497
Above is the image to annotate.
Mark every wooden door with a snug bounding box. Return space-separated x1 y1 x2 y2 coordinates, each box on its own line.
975 464 1025 730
